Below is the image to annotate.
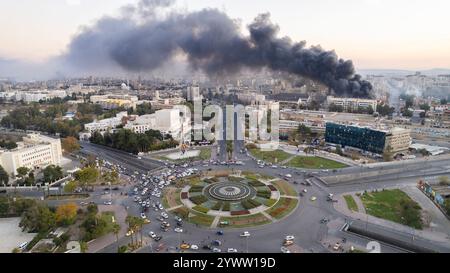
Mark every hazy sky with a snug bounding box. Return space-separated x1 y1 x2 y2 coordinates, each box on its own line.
0 0 449 70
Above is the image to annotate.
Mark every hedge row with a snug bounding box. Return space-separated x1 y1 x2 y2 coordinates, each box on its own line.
212 201 223 210
189 186 204 193
193 205 210 214
248 180 265 187
189 195 208 205
222 202 230 211
256 191 271 199
241 199 262 210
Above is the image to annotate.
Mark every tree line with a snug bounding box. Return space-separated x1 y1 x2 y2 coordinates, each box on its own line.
90 128 179 154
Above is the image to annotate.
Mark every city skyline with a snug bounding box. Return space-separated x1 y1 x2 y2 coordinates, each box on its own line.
0 0 450 71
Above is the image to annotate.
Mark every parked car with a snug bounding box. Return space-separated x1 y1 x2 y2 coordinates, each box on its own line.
191 244 199 250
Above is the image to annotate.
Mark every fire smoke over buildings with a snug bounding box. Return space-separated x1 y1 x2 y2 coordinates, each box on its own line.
63 0 374 98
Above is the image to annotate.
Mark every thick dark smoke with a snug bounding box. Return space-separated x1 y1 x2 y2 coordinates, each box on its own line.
63 0 374 98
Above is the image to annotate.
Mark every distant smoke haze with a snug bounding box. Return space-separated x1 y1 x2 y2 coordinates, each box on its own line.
2 0 374 98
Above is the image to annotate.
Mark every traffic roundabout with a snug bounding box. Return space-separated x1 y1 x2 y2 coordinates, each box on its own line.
164 170 299 228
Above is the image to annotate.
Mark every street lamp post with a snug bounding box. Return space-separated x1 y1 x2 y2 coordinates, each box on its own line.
109 182 112 203
246 237 249 253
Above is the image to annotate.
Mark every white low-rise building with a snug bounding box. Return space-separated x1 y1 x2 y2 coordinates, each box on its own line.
84 112 128 134
1 90 68 103
326 96 378 112
124 108 191 141
0 134 62 179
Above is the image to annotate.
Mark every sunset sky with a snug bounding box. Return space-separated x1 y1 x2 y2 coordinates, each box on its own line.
0 0 449 70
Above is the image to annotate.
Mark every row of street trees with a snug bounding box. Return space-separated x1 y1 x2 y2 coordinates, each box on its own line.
0 164 64 187
90 129 178 154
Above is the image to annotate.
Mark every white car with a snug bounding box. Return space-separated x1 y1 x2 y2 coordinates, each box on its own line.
103 201 112 205
174 228 183 233
213 248 222 253
240 231 251 237
303 189 308 193
227 248 238 253
285 235 295 241
285 174 292 178
191 244 199 250
280 247 291 253
140 213 147 219
149 231 156 238
310 196 317 201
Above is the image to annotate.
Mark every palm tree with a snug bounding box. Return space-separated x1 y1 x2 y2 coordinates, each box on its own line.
126 216 144 249
226 140 233 160
112 223 121 252
125 216 135 247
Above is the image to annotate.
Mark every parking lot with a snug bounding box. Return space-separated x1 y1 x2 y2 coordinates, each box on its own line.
0 218 36 253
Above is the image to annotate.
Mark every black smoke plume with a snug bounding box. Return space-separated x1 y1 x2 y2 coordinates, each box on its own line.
63 0 374 98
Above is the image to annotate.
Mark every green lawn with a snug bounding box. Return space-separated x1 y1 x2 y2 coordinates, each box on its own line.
219 213 272 228
249 149 292 164
361 189 423 229
198 148 212 160
344 195 359 212
188 212 215 227
287 156 348 169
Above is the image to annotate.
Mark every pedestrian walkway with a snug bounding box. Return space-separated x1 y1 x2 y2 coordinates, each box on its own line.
167 205 183 212
351 193 366 214
261 211 276 222
280 155 296 165
281 195 299 200
210 216 221 228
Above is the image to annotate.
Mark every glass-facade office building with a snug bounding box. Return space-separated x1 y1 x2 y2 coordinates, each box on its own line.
325 123 387 154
